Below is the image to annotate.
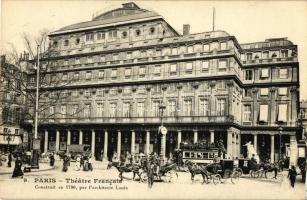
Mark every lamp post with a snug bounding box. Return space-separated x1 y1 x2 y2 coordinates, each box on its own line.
278 126 283 161
159 102 166 163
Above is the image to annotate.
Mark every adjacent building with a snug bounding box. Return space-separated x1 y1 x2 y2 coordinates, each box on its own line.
26 2 300 165
0 55 24 152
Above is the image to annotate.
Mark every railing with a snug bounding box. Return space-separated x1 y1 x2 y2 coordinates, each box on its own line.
39 115 235 124
242 57 297 65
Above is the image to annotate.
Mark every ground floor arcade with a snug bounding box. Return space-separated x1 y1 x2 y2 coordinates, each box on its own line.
37 124 299 165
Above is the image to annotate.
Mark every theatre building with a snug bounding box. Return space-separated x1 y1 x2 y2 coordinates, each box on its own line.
26 2 300 165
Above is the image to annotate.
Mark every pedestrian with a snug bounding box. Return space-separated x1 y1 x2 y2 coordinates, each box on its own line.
49 153 55 167
100 149 104 161
75 155 81 171
80 155 84 169
62 155 69 172
83 157 89 171
288 165 297 188
8 153 12 168
12 156 23 178
88 155 93 171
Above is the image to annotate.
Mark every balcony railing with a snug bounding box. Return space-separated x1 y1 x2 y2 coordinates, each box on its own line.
242 57 297 65
39 115 235 124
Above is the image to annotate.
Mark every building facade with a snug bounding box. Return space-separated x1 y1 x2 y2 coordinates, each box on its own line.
26 2 300 164
0 55 24 152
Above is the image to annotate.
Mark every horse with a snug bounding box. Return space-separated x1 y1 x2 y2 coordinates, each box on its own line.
107 161 143 181
250 162 279 179
184 160 209 184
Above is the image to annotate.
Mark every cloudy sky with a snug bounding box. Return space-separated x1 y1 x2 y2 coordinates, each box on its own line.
1 0 307 100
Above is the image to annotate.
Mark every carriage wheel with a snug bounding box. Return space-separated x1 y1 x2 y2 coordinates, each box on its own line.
231 171 239 184
213 174 222 185
251 170 260 178
235 168 243 178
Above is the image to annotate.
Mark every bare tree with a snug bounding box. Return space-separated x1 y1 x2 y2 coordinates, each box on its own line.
0 30 85 133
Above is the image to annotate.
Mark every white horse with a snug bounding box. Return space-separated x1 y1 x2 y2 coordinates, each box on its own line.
244 141 260 162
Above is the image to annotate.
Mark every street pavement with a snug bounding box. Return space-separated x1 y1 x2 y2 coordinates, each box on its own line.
0 161 305 199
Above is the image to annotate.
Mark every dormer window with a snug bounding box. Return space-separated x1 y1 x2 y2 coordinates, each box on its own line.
75 38 80 45
64 40 69 46
135 29 141 37
122 31 128 38
150 27 155 35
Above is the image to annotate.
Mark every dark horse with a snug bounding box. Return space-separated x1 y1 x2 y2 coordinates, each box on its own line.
107 161 143 181
251 162 279 179
140 159 178 181
184 160 209 184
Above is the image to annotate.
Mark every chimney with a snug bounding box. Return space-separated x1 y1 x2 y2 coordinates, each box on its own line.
183 24 190 35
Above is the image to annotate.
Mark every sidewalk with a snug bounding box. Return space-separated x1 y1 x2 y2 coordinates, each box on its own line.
0 162 56 175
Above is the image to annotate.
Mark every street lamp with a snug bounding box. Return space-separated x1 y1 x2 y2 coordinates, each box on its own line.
278 126 283 161
158 102 166 163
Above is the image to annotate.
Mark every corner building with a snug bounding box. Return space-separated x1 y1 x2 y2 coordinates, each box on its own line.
31 2 300 165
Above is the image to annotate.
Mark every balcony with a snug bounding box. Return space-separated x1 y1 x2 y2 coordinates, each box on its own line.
41 115 235 125
242 57 298 65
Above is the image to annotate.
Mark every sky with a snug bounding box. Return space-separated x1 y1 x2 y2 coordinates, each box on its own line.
1 0 307 100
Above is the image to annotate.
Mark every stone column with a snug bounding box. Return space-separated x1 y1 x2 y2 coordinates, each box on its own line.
193 130 198 144
177 130 182 149
117 130 121 159
233 133 237 158
289 135 298 167
103 130 108 161
146 131 150 155
237 133 241 158
253 134 258 153
270 135 275 163
210 129 215 144
55 130 60 152
79 130 83 145
44 130 48 153
91 130 95 157
67 130 71 146
227 129 233 158
131 130 136 157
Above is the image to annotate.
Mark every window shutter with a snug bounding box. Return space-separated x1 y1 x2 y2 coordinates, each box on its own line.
278 104 287 122
259 104 268 122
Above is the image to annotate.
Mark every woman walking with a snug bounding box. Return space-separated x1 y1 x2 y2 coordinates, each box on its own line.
288 165 297 188
62 155 69 172
12 156 23 178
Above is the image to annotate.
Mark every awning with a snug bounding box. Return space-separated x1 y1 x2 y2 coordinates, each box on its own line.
0 135 22 145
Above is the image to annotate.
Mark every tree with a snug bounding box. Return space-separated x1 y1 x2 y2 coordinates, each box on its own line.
0 30 85 136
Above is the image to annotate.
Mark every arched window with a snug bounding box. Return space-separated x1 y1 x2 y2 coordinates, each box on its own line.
135 29 141 37
64 40 69 46
122 31 128 38
150 27 155 34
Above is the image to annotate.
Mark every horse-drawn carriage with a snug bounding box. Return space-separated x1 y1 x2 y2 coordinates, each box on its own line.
185 159 239 184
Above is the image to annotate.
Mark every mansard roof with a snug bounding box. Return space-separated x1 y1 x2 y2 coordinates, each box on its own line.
50 2 164 36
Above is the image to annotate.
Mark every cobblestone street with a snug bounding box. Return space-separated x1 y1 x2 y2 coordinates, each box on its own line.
0 162 305 199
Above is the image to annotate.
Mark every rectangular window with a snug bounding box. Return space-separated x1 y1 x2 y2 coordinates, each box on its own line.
153 101 160 117
97 32 105 40
201 61 209 72
218 60 227 69
123 87 131 94
260 68 269 79
137 102 144 117
262 51 269 59
87 57 93 63
203 44 210 52
184 99 192 116
113 54 118 61
199 99 209 116
110 103 117 117
217 81 225 89
111 69 117 79
217 99 226 116
74 72 79 80
260 88 269 96
72 90 78 97
84 104 91 118
281 50 288 58
171 47 178 55
125 68 132 78
98 70 104 79
246 53 253 60
259 104 269 122
60 105 66 116
220 42 227 50
97 103 104 117
84 90 90 97
185 62 193 74
85 33 94 41
109 30 117 39
154 65 161 76
245 70 253 80
123 102 131 117
279 68 288 79
72 104 78 116
278 104 287 122
126 52 132 59
170 64 177 75
139 67 146 78
86 71 92 80
243 105 252 122
168 100 176 116
278 88 288 96
62 73 68 81
187 46 194 54
75 58 80 64
100 56 106 62
49 106 54 115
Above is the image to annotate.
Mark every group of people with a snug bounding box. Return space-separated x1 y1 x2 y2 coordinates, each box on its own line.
75 154 93 171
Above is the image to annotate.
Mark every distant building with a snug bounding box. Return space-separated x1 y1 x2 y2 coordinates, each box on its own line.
0 55 24 152
26 2 300 165
300 100 307 139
